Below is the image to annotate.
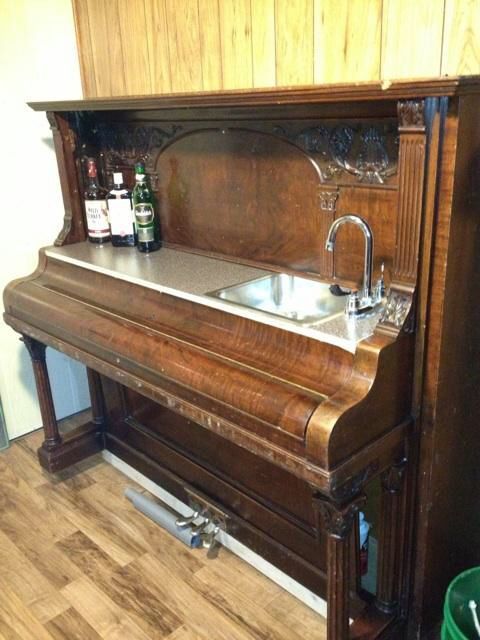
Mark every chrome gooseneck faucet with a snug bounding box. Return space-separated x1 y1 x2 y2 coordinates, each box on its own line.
325 214 380 315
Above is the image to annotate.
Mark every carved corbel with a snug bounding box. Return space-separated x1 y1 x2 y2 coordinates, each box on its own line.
314 493 366 540
397 99 426 132
47 111 86 246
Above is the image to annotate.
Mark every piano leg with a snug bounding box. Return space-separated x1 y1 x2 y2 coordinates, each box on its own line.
22 335 104 473
87 368 105 428
314 493 366 640
22 335 62 452
375 460 407 614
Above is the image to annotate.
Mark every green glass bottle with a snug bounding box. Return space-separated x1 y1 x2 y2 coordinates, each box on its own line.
132 162 160 253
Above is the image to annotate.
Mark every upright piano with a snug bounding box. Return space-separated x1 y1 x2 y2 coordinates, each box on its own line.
4 78 480 639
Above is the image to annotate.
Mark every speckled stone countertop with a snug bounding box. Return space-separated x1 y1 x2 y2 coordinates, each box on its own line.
45 242 381 353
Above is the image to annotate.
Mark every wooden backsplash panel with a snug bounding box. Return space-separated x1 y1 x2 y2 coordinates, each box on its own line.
333 187 397 287
152 126 398 279
156 128 326 274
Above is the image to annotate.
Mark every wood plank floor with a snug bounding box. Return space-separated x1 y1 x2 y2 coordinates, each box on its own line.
0 429 327 640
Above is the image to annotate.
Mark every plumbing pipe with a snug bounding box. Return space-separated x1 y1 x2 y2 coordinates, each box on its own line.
125 487 202 548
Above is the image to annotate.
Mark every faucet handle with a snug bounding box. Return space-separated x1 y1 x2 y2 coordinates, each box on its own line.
374 262 386 302
346 291 361 317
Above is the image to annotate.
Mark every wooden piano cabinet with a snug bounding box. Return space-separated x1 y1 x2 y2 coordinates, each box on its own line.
5 78 480 639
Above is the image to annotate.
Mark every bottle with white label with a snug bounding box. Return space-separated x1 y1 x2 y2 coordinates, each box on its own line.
106 172 136 247
84 158 110 244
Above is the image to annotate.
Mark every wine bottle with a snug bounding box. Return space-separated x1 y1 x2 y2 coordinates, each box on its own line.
106 172 137 247
84 158 110 244
132 162 160 253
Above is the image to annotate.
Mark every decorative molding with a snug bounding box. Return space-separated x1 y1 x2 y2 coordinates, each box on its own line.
397 99 426 131
393 135 426 285
278 122 399 185
47 113 86 246
380 459 407 495
319 188 339 212
87 121 398 188
313 493 366 541
379 291 413 330
330 461 379 503
96 123 183 175
21 335 47 362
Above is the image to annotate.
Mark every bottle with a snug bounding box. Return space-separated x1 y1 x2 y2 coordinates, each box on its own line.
106 172 136 247
132 162 160 253
84 158 110 244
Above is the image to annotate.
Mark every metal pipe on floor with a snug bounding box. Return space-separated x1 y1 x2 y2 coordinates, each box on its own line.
124 487 203 548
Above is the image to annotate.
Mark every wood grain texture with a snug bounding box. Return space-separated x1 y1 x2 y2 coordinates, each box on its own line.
165 0 203 92
71 0 96 98
144 0 172 93
219 0 253 89
442 0 480 75
393 133 426 285
313 0 382 83
0 433 327 639
381 0 444 79
198 0 223 90
45 607 103 640
72 1 480 97
251 0 276 88
117 0 151 95
84 0 125 96
275 0 314 86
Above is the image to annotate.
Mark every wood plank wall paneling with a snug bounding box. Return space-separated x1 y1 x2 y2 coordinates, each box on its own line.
251 0 276 88
165 0 203 92
442 0 480 75
72 0 480 98
219 0 253 89
144 0 172 93
198 0 223 90
118 0 152 94
275 0 314 86
313 0 382 83
381 0 445 79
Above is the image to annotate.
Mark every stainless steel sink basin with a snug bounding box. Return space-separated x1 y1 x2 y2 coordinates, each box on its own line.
207 273 345 325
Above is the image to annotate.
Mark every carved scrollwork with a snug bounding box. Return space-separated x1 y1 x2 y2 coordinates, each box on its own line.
313 493 366 540
95 123 183 172
381 459 407 495
380 291 413 330
330 461 379 503
289 123 399 185
397 99 425 131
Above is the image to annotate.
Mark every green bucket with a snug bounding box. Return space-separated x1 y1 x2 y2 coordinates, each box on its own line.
442 567 480 639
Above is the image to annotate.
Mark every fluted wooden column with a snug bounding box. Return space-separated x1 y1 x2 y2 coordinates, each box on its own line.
375 460 407 614
314 493 366 640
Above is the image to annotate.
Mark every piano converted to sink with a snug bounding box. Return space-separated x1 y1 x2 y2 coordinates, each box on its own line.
4 78 480 639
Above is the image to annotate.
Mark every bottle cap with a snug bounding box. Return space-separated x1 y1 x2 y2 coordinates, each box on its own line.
113 172 123 185
134 162 145 174
87 158 97 178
